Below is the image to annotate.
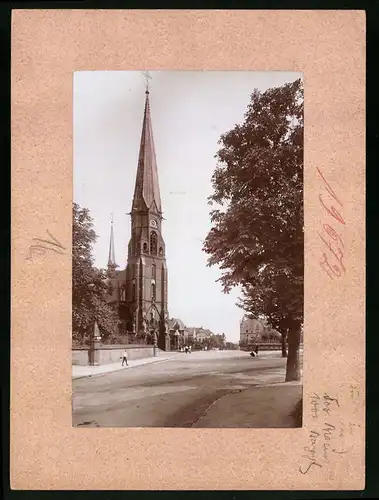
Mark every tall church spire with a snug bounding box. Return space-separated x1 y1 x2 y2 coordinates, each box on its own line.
131 87 162 213
125 80 169 351
107 215 117 276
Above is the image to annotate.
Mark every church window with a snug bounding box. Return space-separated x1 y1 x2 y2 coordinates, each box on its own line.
151 282 156 301
132 282 136 301
152 263 156 279
143 242 148 252
159 246 163 256
150 231 157 255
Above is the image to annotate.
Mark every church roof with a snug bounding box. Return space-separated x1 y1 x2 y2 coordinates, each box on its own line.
188 327 213 337
131 90 162 213
106 269 126 303
169 318 186 330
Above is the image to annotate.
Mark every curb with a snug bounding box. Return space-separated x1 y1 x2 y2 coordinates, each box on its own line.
72 355 177 380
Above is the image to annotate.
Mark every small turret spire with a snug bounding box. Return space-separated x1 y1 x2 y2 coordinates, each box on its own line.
107 214 117 276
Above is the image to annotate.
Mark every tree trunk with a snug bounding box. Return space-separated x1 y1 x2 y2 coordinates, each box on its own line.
285 324 301 381
281 330 288 358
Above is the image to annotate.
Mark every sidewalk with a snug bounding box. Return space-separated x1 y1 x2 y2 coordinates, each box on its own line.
72 353 177 380
193 381 303 428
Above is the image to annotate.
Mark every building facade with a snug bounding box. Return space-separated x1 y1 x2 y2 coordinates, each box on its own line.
189 327 213 343
168 318 186 350
239 315 281 349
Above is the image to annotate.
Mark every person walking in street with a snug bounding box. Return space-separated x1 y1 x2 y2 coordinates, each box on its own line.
185 346 188 354
121 349 129 366
255 344 259 356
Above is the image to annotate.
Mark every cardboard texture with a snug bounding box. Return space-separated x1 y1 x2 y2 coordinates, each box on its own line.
11 10 365 490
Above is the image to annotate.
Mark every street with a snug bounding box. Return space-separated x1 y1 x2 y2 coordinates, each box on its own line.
72 350 301 428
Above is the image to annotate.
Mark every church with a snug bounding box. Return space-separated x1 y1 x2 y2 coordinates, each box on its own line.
105 85 170 351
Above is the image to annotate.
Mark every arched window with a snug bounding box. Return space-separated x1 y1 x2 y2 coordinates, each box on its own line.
152 263 156 279
143 242 148 253
151 283 156 301
159 246 163 256
150 231 157 255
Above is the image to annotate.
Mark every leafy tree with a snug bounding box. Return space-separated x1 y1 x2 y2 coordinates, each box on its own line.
203 79 303 381
225 341 238 350
72 203 119 344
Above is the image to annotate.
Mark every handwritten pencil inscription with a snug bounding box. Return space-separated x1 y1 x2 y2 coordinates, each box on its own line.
26 229 66 261
299 430 322 474
299 392 350 475
316 167 346 281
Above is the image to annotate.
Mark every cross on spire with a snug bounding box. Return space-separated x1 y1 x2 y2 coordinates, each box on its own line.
142 70 152 93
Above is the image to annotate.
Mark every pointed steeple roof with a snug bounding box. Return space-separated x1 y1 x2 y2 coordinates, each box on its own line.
131 90 162 213
107 215 117 269
93 320 101 339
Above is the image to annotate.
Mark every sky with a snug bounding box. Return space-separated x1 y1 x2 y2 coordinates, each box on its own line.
73 70 301 343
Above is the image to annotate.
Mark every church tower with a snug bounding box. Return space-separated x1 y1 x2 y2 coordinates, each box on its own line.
125 87 170 351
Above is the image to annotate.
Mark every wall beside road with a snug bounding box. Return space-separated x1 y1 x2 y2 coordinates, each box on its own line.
72 345 158 366
239 342 304 352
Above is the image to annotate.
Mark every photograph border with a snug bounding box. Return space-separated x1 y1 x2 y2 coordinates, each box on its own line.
10 8 365 491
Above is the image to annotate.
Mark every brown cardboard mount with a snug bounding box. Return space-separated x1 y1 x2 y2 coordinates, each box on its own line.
11 10 365 490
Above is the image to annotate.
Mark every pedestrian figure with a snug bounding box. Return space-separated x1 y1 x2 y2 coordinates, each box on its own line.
255 344 259 356
189 345 192 354
121 349 128 366
185 346 188 354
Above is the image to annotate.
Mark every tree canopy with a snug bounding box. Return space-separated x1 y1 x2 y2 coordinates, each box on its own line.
72 202 118 344
203 79 304 379
191 333 226 351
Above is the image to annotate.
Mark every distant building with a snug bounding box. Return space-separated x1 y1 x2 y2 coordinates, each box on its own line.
190 327 213 343
239 315 281 349
160 321 216 350
169 318 187 350
240 317 263 345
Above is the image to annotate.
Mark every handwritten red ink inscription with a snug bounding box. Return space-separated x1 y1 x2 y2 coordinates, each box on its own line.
316 168 346 280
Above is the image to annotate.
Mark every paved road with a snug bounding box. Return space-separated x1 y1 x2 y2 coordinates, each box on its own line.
72 350 293 428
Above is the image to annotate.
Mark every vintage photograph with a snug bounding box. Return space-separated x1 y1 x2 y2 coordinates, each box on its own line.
72 70 304 428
